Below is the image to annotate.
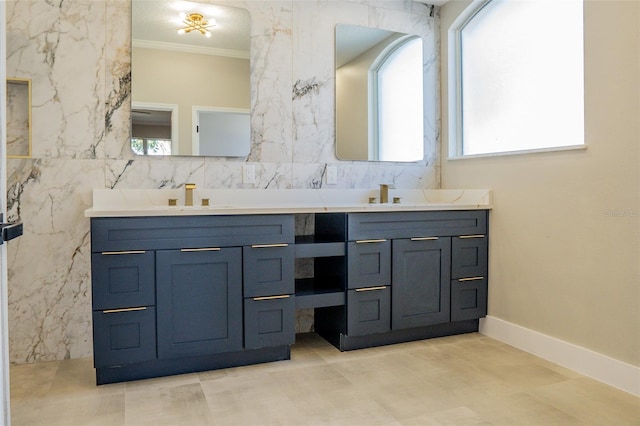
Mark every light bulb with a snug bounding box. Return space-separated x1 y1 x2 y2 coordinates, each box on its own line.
205 31 212 38
177 28 185 35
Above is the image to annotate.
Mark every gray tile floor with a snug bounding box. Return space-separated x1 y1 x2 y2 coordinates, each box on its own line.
10 333 640 425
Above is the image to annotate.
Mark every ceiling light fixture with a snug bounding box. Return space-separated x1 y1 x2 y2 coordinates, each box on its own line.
177 12 215 38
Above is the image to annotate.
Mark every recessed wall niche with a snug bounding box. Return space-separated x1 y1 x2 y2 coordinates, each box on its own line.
6 78 32 158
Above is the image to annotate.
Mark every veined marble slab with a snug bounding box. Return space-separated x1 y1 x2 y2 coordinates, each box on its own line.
85 188 492 217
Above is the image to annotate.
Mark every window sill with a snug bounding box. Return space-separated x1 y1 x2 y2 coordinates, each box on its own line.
447 144 587 161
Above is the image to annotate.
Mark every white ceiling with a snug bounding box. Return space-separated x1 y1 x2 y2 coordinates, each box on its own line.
132 0 448 58
132 0 250 55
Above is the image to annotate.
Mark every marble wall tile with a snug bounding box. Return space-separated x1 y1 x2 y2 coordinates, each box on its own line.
6 159 106 363
104 0 134 161
5 0 441 363
6 1 107 159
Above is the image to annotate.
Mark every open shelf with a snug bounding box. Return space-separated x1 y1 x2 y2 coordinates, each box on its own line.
295 278 345 309
295 236 345 258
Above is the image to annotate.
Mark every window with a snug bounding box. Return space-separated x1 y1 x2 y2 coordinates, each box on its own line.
374 36 424 162
449 0 584 157
131 138 172 155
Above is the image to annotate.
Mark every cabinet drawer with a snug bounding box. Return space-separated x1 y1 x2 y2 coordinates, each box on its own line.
451 235 488 279
347 286 390 336
91 215 294 252
347 240 391 290
91 251 155 310
348 210 488 240
244 296 295 349
451 277 487 321
243 245 294 298
92 307 156 368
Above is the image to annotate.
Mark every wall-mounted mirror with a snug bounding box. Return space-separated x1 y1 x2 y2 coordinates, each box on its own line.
131 0 250 157
6 78 32 158
335 24 424 162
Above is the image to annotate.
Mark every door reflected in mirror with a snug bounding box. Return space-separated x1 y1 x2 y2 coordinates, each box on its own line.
335 24 424 162
131 0 250 157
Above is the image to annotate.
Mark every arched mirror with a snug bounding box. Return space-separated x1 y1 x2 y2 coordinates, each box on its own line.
131 0 250 157
335 24 424 162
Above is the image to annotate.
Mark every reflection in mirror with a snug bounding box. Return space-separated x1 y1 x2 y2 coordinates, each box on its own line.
6 78 32 158
132 102 178 155
335 24 424 162
131 0 250 157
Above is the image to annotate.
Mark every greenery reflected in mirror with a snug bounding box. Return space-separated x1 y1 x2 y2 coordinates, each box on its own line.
335 24 424 162
131 0 250 156
7 78 32 158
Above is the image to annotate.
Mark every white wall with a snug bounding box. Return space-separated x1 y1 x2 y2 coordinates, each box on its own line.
440 0 640 367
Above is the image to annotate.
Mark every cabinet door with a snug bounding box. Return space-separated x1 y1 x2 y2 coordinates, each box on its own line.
92 307 156 368
347 240 391 289
451 235 488 279
392 237 451 329
347 286 390 336
244 296 295 349
91 251 155 310
243 244 294 298
451 277 487 321
156 248 242 359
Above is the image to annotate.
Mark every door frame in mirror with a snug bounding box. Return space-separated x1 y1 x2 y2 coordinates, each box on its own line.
192 106 250 157
131 102 179 155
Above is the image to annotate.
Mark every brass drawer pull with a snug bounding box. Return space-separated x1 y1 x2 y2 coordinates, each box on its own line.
459 235 485 239
252 295 290 301
102 307 147 314
251 243 289 248
410 237 438 241
101 250 146 255
355 239 387 244
180 247 221 252
458 276 485 282
355 286 387 292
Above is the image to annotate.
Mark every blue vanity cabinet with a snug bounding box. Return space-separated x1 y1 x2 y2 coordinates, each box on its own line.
324 210 489 351
156 248 243 359
90 214 295 385
451 234 488 321
243 244 296 349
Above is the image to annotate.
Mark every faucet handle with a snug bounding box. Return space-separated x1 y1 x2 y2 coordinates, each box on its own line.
185 183 196 189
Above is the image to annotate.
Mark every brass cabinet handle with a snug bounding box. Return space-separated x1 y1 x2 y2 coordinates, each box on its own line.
355 286 387 292
180 247 221 252
355 239 388 244
252 295 290 301
458 276 485 282
101 250 146 255
410 237 438 241
251 243 289 248
102 307 147 314
459 235 485 239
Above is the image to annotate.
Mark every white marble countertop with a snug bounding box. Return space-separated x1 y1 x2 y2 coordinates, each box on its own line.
84 188 492 217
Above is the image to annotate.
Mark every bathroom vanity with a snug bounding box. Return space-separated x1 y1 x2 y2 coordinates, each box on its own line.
86 189 491 384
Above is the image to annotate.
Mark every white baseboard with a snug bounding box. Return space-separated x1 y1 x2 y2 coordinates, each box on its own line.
479 316 640 397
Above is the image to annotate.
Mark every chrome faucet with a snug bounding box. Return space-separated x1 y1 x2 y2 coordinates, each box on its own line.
185 183 196 206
